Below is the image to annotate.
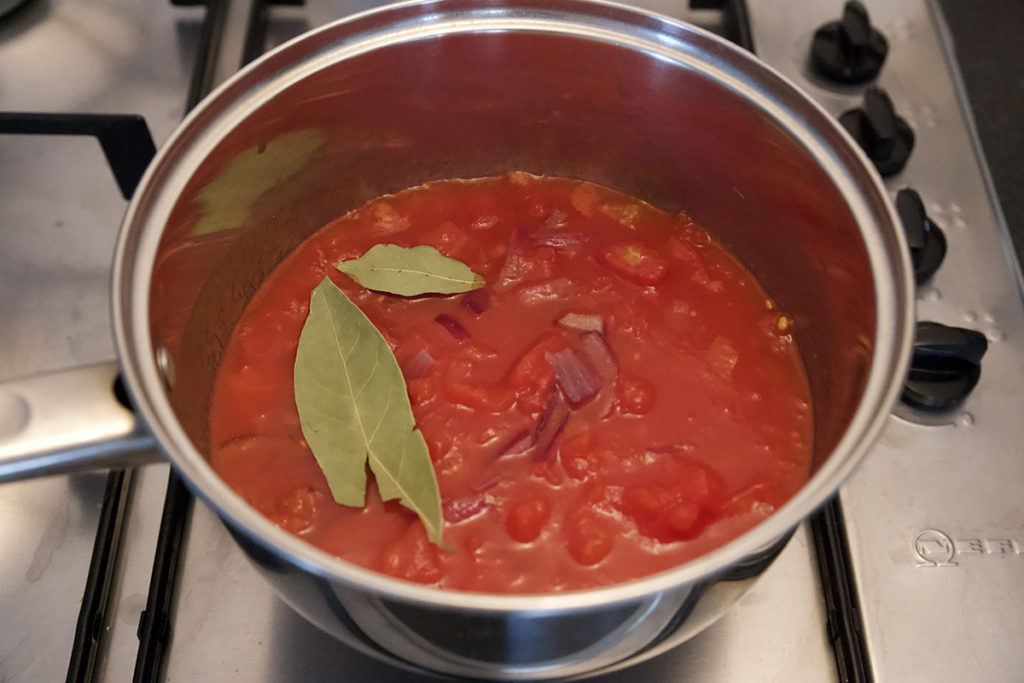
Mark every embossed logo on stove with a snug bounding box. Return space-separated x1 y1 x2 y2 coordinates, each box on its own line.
913 529 1021 567
914 530 957 567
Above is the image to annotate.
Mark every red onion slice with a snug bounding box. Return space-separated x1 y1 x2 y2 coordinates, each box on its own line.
496 428 533 458
544 348 602 408
595 389 617 419
404 349 436 379
580 332 618 383
532 388 571 462
494 229 529 292
443 495 489 523
470 473 502 493
461 289 491 315
435 314 470 340
557 312 605 334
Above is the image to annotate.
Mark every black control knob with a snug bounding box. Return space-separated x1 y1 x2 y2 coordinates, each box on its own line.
810 1 889 84
896 189 947 284
902 321 988 412
839 88 914 177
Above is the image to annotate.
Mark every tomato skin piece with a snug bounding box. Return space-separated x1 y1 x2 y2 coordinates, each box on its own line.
559 432 605 481
421 220 481 263
505 496 552 543
598 242 669 285
507 335 567 414
566 515 613 566
381 521 444 584
444 382 516 413
270 485 323 534
619 459 723 542
570 182 600 217
407 377 436 407
665 501 702 536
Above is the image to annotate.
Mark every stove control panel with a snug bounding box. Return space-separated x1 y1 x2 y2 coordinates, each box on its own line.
902 321 988 412
839 87 915 176
810 0 889 84
749 1 1024 680
896 187 947 284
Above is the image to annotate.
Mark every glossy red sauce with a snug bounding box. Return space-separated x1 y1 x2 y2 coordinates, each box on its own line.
209 173 813 593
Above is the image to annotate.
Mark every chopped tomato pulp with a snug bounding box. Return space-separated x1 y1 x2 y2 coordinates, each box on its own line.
209 174 813 593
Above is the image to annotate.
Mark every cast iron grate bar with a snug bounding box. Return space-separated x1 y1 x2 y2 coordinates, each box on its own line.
130 3 235 681
0 110 157 683
243 0 304 66
131 0 307 679
0 113 156 199
133 473 195 683
172 0 231 115
810 496 872 683
689 0 755 53
66 470 135 683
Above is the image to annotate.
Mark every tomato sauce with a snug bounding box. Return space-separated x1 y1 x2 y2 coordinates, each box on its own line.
209 173 813 593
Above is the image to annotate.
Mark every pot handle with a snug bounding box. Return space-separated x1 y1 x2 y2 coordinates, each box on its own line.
0 361 162 483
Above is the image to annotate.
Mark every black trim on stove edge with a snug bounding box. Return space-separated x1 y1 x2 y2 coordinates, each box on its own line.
810 497 872 683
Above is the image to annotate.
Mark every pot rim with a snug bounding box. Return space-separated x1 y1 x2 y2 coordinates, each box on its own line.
112 0 914 613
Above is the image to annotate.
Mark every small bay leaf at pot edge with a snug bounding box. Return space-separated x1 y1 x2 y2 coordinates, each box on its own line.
293 276 444 545
336 243 485 296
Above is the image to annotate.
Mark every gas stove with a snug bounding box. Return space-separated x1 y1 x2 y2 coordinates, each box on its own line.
1 1 1021 681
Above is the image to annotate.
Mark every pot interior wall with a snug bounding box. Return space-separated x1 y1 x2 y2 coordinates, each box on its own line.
152 30 876 475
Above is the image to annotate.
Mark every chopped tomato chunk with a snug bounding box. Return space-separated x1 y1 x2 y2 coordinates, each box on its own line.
559 432 605 480
445 382 516 413
598 242 669 285
381 522 444 584
270 485 323 534
566 515 613 566
505 496 551 543
619 459 724 542
507 335 567 414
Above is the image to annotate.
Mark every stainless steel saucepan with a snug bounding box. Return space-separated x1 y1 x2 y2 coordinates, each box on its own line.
0 0 913 678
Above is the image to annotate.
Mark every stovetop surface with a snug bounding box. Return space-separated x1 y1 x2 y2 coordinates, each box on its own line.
0 1 1021 681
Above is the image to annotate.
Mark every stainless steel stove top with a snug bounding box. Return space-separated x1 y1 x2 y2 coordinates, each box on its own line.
0 1 1020 681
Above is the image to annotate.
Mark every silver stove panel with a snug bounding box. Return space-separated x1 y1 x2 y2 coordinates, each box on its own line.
0 2 198 681
748 1 1024 680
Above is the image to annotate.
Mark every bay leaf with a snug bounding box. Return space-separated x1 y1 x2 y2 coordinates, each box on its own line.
294 277 444 546
193 129 325 236
336 243 485 296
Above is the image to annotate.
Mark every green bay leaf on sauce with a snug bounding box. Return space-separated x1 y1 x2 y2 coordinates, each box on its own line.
294 277 444 546
336 244 485 296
